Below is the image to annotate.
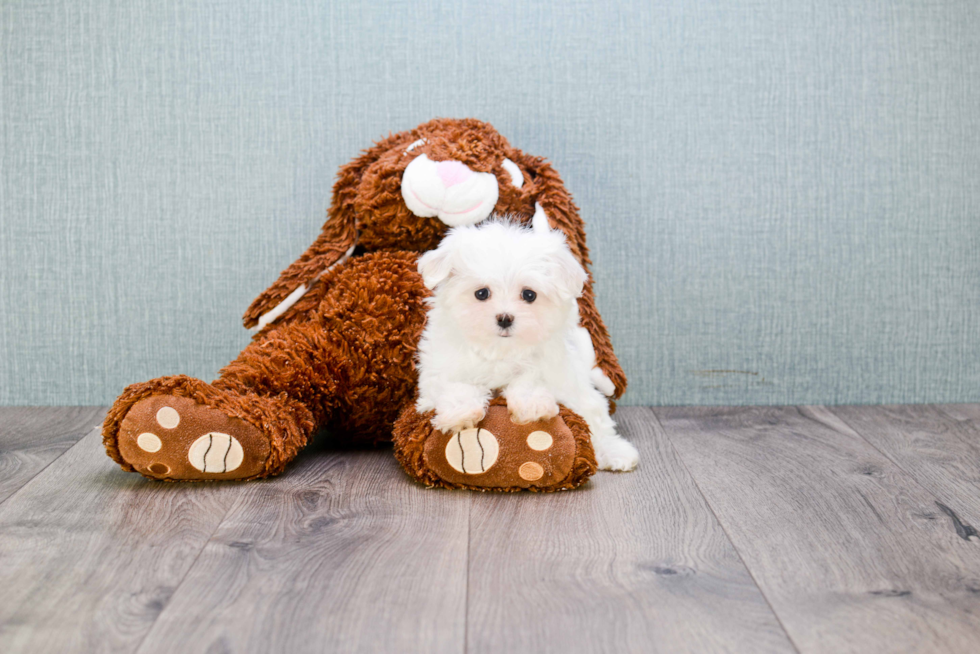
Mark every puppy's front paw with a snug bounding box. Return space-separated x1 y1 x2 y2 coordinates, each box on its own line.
432 401 487 434
507 388 560 425
594 437 639 472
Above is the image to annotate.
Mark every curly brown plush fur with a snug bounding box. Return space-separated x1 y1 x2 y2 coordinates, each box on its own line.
102 118 625 485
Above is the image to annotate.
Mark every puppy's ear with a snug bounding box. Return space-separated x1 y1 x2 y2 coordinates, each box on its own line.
552 245 589 300
531 202 552 234
417 237 457 290
533 205 586 300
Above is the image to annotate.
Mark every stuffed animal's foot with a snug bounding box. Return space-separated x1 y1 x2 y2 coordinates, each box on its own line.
112 394 269 480
593 435 640 472
103 375 312 481
393 397 597 491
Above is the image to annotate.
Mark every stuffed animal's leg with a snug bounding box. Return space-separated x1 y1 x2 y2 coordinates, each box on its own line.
214 316 350 427
102 317 346 481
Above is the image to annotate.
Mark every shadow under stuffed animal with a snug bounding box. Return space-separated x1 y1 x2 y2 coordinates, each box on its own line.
103 118 626 491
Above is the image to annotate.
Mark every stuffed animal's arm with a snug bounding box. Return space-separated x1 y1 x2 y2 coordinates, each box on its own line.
577 279 627 399
242 219 356 330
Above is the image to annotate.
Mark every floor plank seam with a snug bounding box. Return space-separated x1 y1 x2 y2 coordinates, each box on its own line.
0 411 108 511
824 405 980 545
463 493 471 654
130 486 242 654
646 406 804 654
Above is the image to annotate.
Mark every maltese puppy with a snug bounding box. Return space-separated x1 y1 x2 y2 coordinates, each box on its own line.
414 206 639 472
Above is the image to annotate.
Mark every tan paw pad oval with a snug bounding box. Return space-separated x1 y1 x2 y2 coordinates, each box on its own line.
526 430 553 451
156 406 180 429
519 462 544 481
137 432 162 453
188 433 244 473
446 428 499 474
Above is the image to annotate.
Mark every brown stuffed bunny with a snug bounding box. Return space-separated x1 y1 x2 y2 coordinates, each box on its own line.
102 118 625 490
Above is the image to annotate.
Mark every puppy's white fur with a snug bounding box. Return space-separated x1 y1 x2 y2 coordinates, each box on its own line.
415 214 639 472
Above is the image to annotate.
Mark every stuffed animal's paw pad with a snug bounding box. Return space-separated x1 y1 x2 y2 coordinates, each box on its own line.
526 430 553 450
116 395 270 480
187 433 245 473
518 461 545 481
445 428 499 474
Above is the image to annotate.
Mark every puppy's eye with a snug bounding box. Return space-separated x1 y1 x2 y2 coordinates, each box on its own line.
521 289 537 303
475 288 490 301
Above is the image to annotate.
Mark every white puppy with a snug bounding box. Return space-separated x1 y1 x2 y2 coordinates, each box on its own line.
415 208 639 472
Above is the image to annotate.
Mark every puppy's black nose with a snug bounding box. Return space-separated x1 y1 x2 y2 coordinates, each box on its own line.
496 313 514 329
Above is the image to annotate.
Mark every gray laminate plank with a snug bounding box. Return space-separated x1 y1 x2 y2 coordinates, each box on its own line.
135 443 469 654
0 407 106 504
654 405 980 654
0 426 248 654
465 407 796 654
829 404 980 529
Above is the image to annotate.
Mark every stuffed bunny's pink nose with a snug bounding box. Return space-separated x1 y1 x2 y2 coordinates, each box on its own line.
436 160 473 188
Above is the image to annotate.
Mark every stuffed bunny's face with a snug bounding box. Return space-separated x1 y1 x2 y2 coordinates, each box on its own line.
351 119 540 253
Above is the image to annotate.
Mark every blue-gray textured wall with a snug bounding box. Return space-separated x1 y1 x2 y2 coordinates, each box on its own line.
2 0 978 406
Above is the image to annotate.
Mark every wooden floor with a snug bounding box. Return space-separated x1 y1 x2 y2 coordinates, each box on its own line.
1 405 979 653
